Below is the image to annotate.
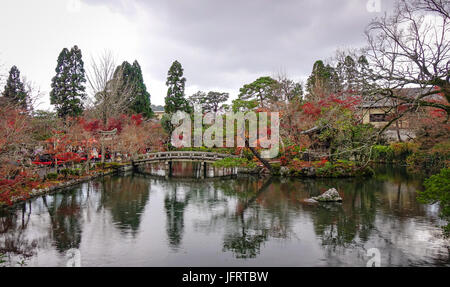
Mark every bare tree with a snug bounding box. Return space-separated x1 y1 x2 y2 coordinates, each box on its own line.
22 77 45 113
273 72 303 103
364 0 450 125
86 51 135 125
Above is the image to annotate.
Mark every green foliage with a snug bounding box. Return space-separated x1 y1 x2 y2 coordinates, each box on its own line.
50 46 87 118
165 60 191 114
58 168 82 177
59 168 71 177
390 142 418 162
371 142 418 164
2 65 29 109
0 253 6 265
317 160 353 177
46 173 58 180
372 145 394 163
231 99 259 112
161 113 174 135
213 157 257 169
238 76 279 107
287 159 372 178
188 91 229 113
417 168 450 236
406 142 450 174
113 61 153 118
96 162 122 169
270 163 281 176
316 105 376 163
306 60 341 96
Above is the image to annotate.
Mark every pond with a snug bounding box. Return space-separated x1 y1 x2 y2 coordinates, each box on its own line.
0 165 448 267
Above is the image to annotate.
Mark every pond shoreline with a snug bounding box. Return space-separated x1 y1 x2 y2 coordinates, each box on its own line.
0 163 375 210
0 169 117 211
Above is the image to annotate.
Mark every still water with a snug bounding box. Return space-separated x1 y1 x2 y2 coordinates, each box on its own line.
0 164 448 267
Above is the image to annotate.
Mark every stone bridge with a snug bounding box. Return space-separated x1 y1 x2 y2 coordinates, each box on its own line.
131 151 238 178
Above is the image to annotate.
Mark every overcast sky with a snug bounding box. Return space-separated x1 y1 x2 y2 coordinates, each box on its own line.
0 0 391 110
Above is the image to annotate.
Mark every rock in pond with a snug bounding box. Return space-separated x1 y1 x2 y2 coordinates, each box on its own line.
311 188 342 202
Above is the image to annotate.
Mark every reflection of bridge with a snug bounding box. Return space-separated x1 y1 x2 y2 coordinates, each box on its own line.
132 151 238 179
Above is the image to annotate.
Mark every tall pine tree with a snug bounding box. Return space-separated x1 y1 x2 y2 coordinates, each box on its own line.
306 60 341 98
113 60 153 118
2 65 28 109
50 45 86 118
165 60 191 114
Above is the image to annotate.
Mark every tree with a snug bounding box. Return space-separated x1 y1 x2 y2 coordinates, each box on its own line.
188 90 229 113
87 51 135 125
113 60 153 118
205 91 229 113
188 91 206 108
165 60 191 114
50 46 87 118
238 76 279 107
364 0 450 123
2 66 28 110
335 56 358 92
306 60 341 99
273 74 303 103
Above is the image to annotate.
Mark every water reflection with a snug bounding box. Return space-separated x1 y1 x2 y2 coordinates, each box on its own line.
0 166 448 266
99 176 150 235
164 182 192 249
42 192 82 252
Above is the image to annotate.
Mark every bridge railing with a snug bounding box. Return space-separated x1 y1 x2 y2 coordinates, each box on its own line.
134 151 238 163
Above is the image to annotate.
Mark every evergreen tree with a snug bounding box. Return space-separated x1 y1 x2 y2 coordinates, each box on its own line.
306 60 341 98
188 91 207 108
113 60 153 118
165 60 191 114
238 76 279 107
188 90 229 113
50 45 86 118
2 65 28 109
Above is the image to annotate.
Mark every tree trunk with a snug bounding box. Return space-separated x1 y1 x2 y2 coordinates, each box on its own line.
395 120 403 142
245 138 273 173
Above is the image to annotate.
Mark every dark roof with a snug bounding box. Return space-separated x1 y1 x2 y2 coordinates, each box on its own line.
359 87 442 108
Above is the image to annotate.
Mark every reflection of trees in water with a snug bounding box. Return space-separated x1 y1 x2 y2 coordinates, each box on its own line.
220 178 273 259
200 177 299 259
304 169 432 261
99 175 150 236
163 181 193 249
304 178 379 250
42 190 83 253
0 202 37 265
223 209 269 259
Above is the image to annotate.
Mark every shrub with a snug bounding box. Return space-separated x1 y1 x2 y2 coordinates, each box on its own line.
372 145 394 163
46 173 58 180
71 168 82 176
371 142 418 163
390 142 418 162
407 142 450 174
213 158 257 169
58 168 71 178
271 163 281 175
417 168 450 237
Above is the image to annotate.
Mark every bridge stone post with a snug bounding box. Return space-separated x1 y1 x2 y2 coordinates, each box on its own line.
201 161 206 179
165 161 172 179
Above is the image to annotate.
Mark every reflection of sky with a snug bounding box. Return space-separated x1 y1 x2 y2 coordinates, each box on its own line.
0 173 448 267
